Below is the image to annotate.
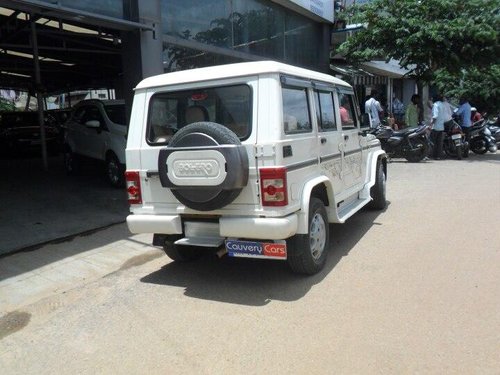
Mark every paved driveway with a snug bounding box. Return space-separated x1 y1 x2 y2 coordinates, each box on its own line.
1 153 499 374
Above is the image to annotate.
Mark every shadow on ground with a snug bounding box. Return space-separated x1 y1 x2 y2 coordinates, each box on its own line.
140 204 388 306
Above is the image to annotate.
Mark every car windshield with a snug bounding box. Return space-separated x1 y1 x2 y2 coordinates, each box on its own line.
146 84 251 144
104 104 126 126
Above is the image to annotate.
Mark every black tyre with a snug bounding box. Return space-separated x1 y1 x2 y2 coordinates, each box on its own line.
63 147 80 175
162 236 202 262
456 145 463 160
287 198 329 275
405 139 428 162
462 144 470 158
106 153 125 188
159 122 248 211
471 138 488 154
368 161 387 210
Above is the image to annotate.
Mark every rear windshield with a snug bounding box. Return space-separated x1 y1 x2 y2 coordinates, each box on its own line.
104 104 126 126
146 84 251 144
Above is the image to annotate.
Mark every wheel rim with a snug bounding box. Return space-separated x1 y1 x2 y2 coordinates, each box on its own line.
107 158 119 184
309 212 326 260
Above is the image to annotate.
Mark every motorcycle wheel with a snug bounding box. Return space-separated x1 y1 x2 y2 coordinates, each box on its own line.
471 139 488 154
462 144 470 158
456 144 463 160
405 139 428 163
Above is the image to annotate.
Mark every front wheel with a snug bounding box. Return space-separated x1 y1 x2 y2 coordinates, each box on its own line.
456 144 463 160
106 154 125 188
287 198 329 275
63 147 80 175
368 161 387 210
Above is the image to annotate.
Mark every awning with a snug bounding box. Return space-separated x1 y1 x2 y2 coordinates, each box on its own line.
330 64 388 85
360 59 413 78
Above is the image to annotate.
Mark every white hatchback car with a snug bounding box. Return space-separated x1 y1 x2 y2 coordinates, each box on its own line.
63 99 127 187
125 61 387 274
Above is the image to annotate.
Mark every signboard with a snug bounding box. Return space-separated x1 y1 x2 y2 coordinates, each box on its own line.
286 0 334 23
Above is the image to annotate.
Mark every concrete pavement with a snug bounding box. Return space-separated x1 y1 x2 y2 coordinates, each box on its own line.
0 224 162 314
0 155 128 255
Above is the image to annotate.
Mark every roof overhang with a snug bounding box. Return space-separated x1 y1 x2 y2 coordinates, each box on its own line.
360 59 414 78
0 0 151 31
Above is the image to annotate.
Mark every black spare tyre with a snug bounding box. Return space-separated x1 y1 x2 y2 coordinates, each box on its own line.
158 122 249 211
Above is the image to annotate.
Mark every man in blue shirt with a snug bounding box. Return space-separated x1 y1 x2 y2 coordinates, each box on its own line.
456 97 472 129
431 94 446 160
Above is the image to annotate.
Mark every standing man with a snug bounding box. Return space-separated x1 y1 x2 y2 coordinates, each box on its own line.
456 96 472 130
365 90 384 128
405 94 421 127
430 94 446 160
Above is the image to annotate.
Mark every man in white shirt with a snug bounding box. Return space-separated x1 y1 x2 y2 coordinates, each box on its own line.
365 90 384 128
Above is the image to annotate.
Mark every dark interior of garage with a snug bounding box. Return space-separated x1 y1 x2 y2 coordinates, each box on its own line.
0 1 145 255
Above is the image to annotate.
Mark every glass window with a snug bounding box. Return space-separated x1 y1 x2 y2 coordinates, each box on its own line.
339 93 358 130
162 0 232 47
282 86 311 134
316 91 337 131
161 0 325 71
56 0 124 19
104 104 126 126
147 84 252 144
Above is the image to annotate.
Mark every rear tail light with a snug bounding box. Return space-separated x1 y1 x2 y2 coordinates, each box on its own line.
125 171 142 204
259 167 288 206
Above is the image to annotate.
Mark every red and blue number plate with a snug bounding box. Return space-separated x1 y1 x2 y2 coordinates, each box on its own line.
225 240 287 260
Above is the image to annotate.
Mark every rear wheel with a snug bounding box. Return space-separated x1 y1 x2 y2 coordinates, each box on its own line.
405 139 427 162
456 145 463 160
287 197 329 275
471 138 488 154
163 237 202 262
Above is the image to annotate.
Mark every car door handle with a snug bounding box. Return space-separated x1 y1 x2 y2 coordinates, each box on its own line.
320 137 327 144
344 135 349 141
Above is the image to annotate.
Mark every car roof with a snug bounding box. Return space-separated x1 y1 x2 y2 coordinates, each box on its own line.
136 61 351 90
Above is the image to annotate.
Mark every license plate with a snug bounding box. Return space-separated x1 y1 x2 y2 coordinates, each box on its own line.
225 239 287 260
451 134 461 140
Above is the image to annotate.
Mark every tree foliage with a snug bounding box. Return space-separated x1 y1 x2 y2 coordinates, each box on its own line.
338 0 500 112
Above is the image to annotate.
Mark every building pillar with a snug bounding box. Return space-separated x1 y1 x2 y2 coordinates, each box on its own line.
121 0 163 120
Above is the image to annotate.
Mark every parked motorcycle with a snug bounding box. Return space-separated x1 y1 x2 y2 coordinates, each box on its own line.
370 123 430 162
466 119 498 154
486 119 500 148
443 120 468 160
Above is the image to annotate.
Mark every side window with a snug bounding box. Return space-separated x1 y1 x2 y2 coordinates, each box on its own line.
316 91 337 131
148 98 179 143
73 107 87 125
282 86 311 134
338 93 358 130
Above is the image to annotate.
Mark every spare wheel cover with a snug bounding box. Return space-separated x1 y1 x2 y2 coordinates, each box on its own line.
158 121 248 211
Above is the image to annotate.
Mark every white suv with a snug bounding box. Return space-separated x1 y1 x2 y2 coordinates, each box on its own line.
125 61 387 274
63 99 127 187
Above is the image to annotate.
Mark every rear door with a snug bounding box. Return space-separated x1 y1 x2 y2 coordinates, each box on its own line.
313 87 343 193
138 79 259 208
335 89 365 192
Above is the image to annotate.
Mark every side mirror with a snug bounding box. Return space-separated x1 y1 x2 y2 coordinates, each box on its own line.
85 120 100 128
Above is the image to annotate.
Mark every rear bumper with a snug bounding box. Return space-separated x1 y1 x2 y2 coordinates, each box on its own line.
126 213 298 240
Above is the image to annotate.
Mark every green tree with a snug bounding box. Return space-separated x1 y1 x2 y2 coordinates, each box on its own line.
339 0 499 112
